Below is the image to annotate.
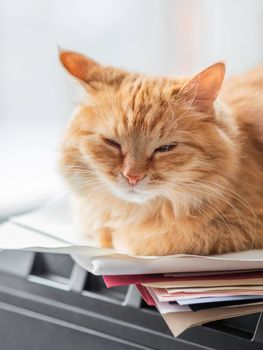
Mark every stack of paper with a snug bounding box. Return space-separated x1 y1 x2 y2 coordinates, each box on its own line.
1 195 263 337
103 271 263 336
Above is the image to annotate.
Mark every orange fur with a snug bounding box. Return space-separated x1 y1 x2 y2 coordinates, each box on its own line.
59 50 263 256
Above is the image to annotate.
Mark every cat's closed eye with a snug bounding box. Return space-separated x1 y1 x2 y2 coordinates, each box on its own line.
103 138 121 149
155 143 177 153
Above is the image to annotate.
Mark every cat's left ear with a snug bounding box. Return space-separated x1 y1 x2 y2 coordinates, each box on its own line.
179 62 225 113
59 49 126 91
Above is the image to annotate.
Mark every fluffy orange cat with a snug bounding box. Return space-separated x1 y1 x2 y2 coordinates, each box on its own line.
59 50 263 256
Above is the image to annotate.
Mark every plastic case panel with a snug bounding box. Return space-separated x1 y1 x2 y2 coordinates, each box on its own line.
0 251 262 350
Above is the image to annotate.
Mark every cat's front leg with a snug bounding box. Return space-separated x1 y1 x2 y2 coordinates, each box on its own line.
111 220 254 256
111 226 178 256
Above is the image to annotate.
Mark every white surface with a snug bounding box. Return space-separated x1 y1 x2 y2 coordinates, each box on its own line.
0 195 263 275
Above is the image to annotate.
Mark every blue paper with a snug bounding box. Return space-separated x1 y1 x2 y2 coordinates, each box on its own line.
175 295 263 305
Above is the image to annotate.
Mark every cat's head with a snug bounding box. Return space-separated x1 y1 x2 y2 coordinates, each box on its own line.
59 50 238 207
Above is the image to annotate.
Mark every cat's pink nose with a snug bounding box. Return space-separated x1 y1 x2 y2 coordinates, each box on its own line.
122 172 145 186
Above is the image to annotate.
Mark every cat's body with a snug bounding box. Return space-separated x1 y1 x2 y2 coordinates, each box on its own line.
59 51 263 255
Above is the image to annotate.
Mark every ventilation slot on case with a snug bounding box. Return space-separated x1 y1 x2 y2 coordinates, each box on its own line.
29 253 74 290
205 313 260 340
83 273 128 302
140 299 158 313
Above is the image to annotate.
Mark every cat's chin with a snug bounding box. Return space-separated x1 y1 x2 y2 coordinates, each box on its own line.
107 184 155 204
120 191 151 204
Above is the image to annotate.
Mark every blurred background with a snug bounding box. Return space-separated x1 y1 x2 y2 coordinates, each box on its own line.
1 0 263 219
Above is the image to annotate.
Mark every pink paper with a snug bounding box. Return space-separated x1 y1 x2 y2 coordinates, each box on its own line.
103 274 165 287
103 270 263 288
136 285 155 306
153 287 263 302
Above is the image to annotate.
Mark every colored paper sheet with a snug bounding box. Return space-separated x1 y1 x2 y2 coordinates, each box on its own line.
103 274 164 288
143 277 263 289
163 304 263 337
176 295 263 305
136 285 155 306
190 299 263 312
164 269 263 277
167 286 263 293
153 288 263 302
103 271 263 288
146 287 190 314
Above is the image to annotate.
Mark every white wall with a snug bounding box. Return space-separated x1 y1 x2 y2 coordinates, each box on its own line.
1 0 263 124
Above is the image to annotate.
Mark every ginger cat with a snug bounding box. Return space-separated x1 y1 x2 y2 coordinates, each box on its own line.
59 50 263 256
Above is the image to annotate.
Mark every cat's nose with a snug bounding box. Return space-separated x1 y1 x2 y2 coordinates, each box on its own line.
122 172 145 186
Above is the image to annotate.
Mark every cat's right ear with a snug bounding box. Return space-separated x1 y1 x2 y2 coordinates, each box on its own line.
59 49 126 91
178 62 225 113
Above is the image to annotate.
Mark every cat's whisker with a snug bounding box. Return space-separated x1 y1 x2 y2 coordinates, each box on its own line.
201 183 256 247
196 179 257 221
177 188 245 251
162 188 231 236
184 181 255 248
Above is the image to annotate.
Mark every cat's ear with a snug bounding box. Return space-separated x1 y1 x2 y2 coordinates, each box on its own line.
59 49 126 90
179 62 225 113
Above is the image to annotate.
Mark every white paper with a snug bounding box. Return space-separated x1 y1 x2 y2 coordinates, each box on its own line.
1 195 263 275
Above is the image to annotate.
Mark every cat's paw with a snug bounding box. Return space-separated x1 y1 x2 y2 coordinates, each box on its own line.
111 236 134 255
98 227 113 249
